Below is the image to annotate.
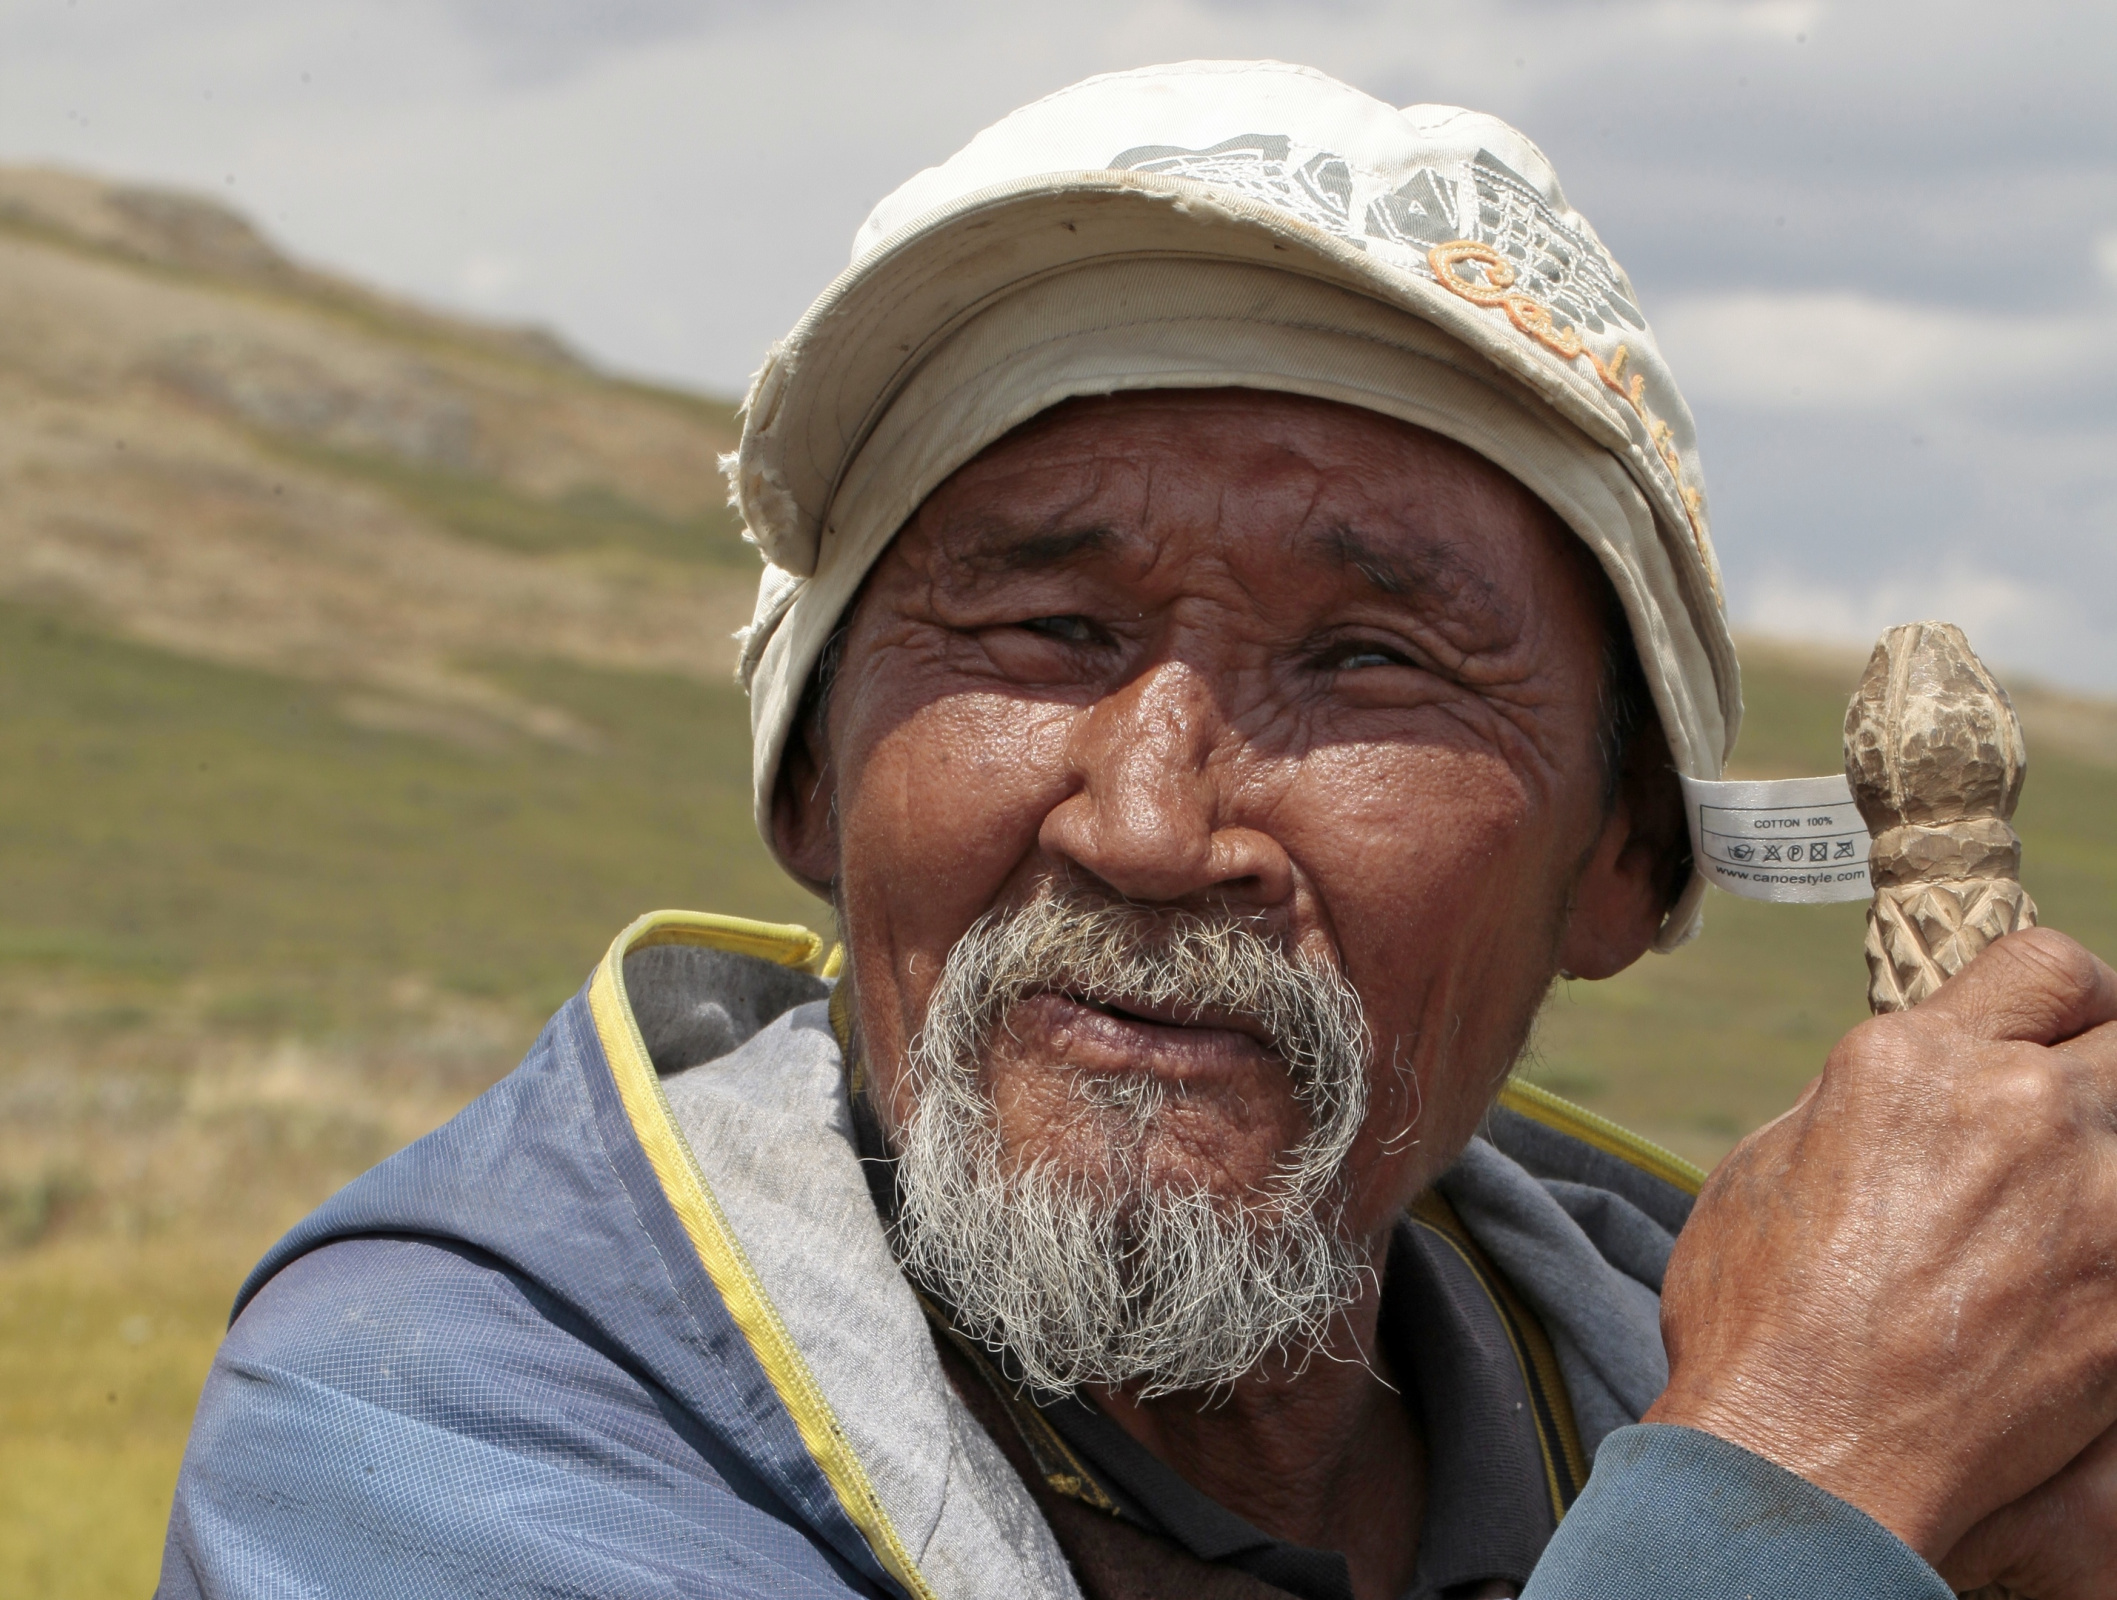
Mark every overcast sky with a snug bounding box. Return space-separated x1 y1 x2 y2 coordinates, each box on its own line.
4 0 2113 693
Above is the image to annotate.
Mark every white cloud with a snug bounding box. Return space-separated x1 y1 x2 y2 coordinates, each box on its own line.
1654 290 2117 414
1639 0 1825 43
1742 561 2112 692
6 0 2111 392
1747 560 2043 649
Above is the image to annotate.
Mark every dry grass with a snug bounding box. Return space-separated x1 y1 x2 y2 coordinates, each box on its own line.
0 611 819 1598
0 975 533 1600
2 1239 256 1600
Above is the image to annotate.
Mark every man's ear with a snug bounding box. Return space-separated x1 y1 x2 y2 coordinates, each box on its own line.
1556 731 1689 981
770 718 839 889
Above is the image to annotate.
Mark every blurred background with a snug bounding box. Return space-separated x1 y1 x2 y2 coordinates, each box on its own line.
0 3 2110 1594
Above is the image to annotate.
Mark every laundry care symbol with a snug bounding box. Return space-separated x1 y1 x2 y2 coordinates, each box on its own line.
1833 839 1856 859
1762 843 1784 862
1728 842 1756 862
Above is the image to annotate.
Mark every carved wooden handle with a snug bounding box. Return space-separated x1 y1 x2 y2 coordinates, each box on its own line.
1844 621 2037 1015
1845 623 2037 1600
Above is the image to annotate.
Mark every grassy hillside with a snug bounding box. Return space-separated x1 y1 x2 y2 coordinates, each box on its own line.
0 604 809 1008
0 164 793 1597
0 163 759 745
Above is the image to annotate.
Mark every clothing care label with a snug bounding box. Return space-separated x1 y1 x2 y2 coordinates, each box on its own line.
1678 774 1873 905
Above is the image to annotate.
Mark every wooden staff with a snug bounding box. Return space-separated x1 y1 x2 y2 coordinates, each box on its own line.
1845 623 2037 1599
1844 621 2037 1016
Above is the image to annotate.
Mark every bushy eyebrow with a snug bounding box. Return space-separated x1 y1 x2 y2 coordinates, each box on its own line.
1311 523 1477 602
936 515 1504 628
942 522 1118 578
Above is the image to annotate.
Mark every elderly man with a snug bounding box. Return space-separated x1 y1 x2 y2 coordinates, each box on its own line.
161 62 2117 1600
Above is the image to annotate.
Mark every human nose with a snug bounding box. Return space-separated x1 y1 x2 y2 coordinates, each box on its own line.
1038 661 1294 908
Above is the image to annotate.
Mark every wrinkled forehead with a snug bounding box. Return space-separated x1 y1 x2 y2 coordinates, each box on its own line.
932 387 1548 511
894 388 1586 633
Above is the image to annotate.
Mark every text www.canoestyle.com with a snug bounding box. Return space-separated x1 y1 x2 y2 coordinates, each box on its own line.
1714 867 1868 886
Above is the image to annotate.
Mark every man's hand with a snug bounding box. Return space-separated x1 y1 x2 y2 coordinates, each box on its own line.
1644 927 2117 1566
1941 1421 2117 1598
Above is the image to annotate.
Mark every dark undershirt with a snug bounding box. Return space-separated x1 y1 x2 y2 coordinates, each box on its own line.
846 1070 1563 1600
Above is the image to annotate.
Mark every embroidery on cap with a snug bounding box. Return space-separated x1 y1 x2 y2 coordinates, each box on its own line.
1404 153 1707 591
1112 134 1360 244
1105 136 1722 605
1429 237 1717 599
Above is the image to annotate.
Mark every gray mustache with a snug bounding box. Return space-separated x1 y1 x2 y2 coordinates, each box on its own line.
931 886 1367 1123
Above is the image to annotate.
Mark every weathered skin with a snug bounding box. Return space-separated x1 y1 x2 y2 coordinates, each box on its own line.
772 389 2117 1600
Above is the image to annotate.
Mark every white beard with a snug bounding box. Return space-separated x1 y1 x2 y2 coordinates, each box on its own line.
884 884 1375 1399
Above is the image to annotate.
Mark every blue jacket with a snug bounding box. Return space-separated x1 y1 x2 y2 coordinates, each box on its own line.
159 911 1949 1599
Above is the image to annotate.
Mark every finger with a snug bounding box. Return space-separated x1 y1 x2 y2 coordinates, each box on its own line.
2054 1018 2117 1080
1940 1421 2117 1596
1923 927 2117 1046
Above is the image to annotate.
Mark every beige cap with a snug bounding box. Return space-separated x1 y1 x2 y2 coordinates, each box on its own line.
730 59 1741 949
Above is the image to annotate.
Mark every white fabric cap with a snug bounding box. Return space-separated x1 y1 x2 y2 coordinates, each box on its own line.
731 59 1741 949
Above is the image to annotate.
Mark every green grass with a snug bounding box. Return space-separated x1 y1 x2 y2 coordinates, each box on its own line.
0 1241 247 1600
0 203 632 392
1 604 828 1596
0 603 818 1018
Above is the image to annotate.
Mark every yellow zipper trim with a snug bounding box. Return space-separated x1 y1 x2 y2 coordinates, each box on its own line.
587 909 932 1600
610 907 836 972
1497 1080 1705 1197
1409 1190 1588 1519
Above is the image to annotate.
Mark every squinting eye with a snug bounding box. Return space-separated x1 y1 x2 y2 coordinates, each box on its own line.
1021 615 1098 644
1333 646 1404 671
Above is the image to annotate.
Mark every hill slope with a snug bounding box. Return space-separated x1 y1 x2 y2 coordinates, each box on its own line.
0 165 757 743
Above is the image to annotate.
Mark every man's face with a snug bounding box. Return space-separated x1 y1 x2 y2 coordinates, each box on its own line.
777 389 1665 1344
